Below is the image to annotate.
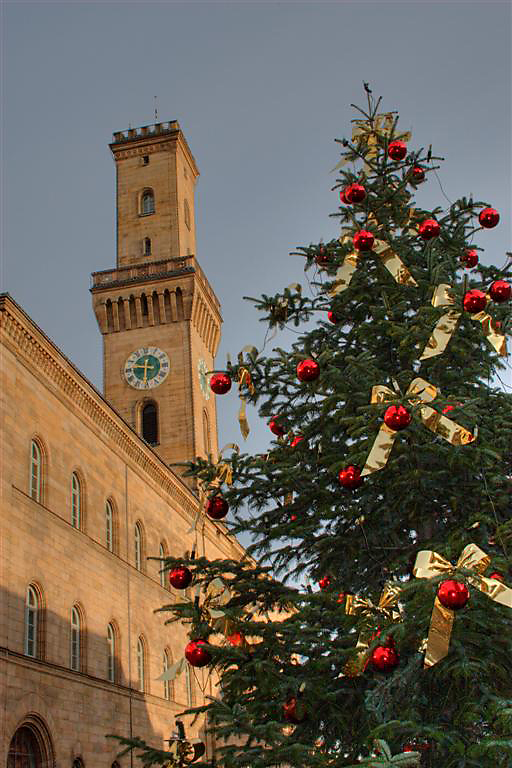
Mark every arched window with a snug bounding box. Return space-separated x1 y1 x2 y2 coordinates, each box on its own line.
134 522 144 571
141 189 155 215
159 542 167 588
25 585 39 658
184 199 191 230
7 726 44 768
185 663 195 707
107 622 116 682
70 606 81 672
71 472 81 529
163 649 172 700
30 440 43 502
105 500 114 552
203 409 211 455
72 758 85 768
143 237 152 257
137 636 146 692
142 402 158 445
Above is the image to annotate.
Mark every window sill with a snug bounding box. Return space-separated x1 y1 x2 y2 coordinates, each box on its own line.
138 212 155 218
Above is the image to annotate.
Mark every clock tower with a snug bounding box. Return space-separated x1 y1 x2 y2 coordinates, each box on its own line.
91 121 222 471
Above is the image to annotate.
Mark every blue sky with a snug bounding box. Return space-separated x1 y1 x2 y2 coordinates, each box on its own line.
2 1 511 455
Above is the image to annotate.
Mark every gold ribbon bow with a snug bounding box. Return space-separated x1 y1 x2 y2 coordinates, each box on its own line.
419 283 507 360
211 442 240 488
361 377 475 476
330 227 417 297
413 544 512 667
237 346 257 439
332 113 412 172
344 584 402 676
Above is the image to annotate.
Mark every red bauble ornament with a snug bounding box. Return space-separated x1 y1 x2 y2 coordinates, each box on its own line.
461 249 479 268
383 404 412 431
338 465 363 490
168 565 192 589
337 592 346 603
490 571 504 582
463 289 487 313
291 435 304 447
227 631 245 647
370 644 399 672
296 359 320 382
489 280 511 303
345 183 367 203
418 219 440 239
437 579 470 610
315 247 331 266
411 166 425 183
339 188 349 205
283 697 307 724
210 373 231 395
327 310 339 324
403 742 431 753
353 230 375 252
290 513 298 522
388 140 407 161
479 207 500 228
442 403 461 414
185 639 211 667
269 417 285 437
318 576 331 591
206 496 229 520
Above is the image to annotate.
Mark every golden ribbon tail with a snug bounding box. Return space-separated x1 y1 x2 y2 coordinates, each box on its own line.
237 366 254 440
473 311 508 357
361 423 398 476
419 310 460 360
329 252 360 296
373 239 417 287
424 596 455 668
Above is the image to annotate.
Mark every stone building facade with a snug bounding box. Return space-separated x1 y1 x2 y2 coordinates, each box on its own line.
0 122 242 767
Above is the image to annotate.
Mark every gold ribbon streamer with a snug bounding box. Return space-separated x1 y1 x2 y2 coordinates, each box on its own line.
361 377 475 476
344 584 402 676
236 345 258 439
419 283 507 360
330 234 417 297
413 544 512 667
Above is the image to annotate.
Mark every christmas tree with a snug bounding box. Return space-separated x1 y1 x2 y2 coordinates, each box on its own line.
114 87 512 767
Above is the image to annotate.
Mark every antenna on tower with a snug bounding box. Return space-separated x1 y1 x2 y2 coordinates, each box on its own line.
154 96 158 122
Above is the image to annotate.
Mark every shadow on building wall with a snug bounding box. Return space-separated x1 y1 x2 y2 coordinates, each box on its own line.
0 586 198 768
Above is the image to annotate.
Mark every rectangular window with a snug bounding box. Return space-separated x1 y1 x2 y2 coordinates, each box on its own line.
143 155 149 165
25 609 36 657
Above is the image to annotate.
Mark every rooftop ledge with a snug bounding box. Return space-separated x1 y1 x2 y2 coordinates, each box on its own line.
111 121 179 145
90 256 221 313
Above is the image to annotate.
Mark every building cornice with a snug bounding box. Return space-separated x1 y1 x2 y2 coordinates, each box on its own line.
0 294 243 558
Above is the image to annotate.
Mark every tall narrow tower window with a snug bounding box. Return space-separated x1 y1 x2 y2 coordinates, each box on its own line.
142 155 149 165
30 440 43 502
24 585 39 658
107 623 116 682
143 238 151 257
134 522 144 572
184 199 191 230
142 402 158 445
70 606 81 672
141 189 155 215
71 473 82 530
137 636 146 692
105 500 114 552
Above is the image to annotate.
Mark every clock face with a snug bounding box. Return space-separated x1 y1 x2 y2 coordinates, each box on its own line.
124 347 170 390
197 358 210 400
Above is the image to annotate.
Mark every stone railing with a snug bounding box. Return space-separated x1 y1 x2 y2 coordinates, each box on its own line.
111 121 179 144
